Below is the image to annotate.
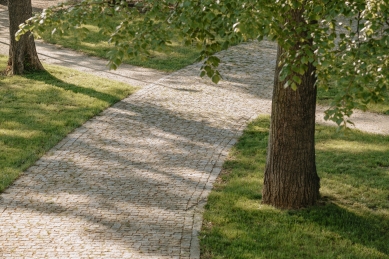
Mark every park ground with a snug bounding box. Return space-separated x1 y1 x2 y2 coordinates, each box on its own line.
0 2 389 258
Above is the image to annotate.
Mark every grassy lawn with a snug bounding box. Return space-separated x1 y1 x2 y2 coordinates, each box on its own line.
0 56 136 192
317 85 389 115
201 116 389 259
39 17 201 72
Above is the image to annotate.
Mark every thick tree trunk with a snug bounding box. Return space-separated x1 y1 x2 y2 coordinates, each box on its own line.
7 0 43 75
262 44 320 209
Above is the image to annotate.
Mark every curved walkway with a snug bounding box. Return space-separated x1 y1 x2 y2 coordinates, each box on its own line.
1 4 388 259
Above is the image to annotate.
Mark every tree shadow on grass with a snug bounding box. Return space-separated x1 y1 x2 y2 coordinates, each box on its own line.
314 125 389 209
202 193 389 259
201 117 389 259
22 70 122 104
297 202 389 254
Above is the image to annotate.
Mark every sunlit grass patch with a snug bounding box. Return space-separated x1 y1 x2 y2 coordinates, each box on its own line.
0 56 136 192
201 116 389 259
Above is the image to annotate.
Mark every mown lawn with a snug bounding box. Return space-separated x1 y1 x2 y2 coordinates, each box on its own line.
201 116 389 259
0 56 136 192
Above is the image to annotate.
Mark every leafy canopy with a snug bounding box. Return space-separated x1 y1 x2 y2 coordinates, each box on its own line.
18 0 389 125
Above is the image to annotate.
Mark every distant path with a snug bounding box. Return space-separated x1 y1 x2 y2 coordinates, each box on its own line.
1 3 388 259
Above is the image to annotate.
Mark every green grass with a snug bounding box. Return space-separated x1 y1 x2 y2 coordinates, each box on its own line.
39 19 201 72
317 85 389 115
201 115 389 259
0 56 136 192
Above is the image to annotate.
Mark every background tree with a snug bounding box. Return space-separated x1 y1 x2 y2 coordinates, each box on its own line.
7 0 43 75
18 0 389 209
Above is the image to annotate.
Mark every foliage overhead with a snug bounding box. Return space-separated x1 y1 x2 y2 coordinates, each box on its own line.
18 0 389 125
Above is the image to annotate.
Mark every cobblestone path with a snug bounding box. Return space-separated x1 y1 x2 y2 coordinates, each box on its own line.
0 4 277 256
1 2 388 259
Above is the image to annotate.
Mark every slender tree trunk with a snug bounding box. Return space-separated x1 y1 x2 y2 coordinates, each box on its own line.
7 0 43 75
262 42 320 209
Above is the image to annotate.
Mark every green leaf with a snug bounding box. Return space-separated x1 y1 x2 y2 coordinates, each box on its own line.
212 74 221 84
291 82 297 91
292 75 302 85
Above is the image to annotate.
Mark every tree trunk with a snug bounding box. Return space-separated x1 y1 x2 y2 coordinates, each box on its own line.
262 43 320 209
7 0 43 75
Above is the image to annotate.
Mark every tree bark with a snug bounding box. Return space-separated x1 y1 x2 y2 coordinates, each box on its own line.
262 43 320 209
7 0 43 75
